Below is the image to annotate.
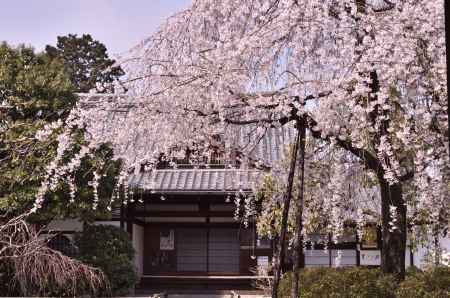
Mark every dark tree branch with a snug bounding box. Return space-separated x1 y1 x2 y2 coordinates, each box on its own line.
399 171 414 182
306 116 381 172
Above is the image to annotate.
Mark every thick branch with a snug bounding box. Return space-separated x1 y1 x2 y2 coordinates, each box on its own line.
306 117 381 172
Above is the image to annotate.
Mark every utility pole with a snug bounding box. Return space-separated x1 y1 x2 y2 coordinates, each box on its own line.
446 0 450 158
271 128 301 298
291 117 307 298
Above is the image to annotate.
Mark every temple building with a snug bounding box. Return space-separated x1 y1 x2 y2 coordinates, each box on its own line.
45 94 449 290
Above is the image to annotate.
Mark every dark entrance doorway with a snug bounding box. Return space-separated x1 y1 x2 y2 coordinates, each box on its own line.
208 228 240 273
176 228 240 274
176 228 207 272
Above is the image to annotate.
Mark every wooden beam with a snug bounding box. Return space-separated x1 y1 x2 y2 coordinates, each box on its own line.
132 211 234 217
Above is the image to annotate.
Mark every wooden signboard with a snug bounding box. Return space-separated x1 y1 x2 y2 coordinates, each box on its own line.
160 229 174 250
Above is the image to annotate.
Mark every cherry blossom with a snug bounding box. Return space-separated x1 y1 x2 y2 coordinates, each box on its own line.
35 0 448 278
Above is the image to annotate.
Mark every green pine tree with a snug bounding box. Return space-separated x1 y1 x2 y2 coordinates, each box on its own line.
0 42 120 221
45 34 124 93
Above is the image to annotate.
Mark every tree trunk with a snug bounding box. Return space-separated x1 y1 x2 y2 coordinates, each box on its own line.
379 179 406 280
291 120 306 298
271 129 301 298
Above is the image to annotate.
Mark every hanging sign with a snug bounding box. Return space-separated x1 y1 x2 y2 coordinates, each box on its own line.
160 229 174 250
257 256 270 275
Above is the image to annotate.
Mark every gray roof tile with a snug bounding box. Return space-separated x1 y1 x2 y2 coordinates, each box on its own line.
128 169 261 193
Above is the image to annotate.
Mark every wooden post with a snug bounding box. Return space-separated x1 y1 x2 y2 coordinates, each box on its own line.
120 201 125 230
328 233 333 267
291 117 306 298
206 218 210 273
445 0 450 159
126 203 133 237
356 231 361 266
271 128 301 298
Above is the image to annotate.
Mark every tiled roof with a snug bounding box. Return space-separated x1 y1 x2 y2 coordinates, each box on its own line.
226 124 296 166
128 169 262 193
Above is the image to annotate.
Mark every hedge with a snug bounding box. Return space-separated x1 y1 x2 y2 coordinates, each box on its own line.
278 266 450 298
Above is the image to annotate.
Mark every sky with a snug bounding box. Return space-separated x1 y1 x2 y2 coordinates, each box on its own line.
0 0 191 56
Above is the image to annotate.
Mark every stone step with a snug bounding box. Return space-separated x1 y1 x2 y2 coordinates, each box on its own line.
127 291 270 298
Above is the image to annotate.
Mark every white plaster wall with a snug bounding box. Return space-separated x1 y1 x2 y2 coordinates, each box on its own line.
331 250 357 267
47 218 83 232
442 236 450 254
304 250 330 267
132 224 144 277
412 235 450 268
93 220 122 228
47 219 126 232
304 249 357 267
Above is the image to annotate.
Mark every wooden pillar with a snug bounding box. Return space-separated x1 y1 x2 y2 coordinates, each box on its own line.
206 226 210 273
126 203 133 237
377 225 383 250
445 0 450 159
356 231 361 266
328 233 333 267
120 201 125 230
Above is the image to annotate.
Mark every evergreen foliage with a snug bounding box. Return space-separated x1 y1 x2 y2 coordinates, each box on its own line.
0 42 121 221
74 224 139 296
278 267 450 298
45 34 124 93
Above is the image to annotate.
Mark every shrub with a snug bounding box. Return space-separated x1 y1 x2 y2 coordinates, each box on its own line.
278 266 450 298
279 267 396 298
0 261 20 296
74 224 138 296
395 266 450 298
0 244 106 297
0 217 107 297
